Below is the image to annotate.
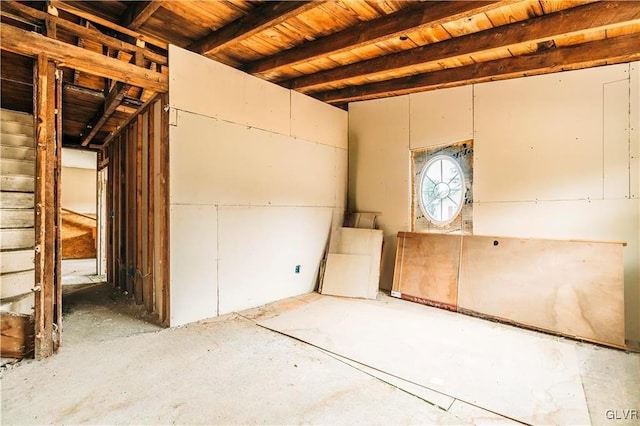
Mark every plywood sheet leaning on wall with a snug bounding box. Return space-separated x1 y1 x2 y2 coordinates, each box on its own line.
391 232 461 309
458 236 625 347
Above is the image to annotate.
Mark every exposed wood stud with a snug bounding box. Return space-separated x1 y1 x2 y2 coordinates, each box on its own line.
135 114 144 305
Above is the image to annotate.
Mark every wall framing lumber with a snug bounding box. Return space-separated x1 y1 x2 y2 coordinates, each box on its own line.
135 114 143 304
145 106 155 313
1 25 168 92
80 82 129 146
33 55 57 360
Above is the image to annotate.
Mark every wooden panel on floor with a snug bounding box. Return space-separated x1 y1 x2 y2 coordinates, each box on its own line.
0 312 34 358
458 235 625 347
392 232 461 309
321 253 372 299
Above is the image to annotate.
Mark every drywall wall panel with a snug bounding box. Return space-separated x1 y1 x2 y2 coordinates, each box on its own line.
291 91 348 149
409 85 473 149
631 62 639 199
321 254 372 298
603 79 630 199
169 45 290 135
474 65 629 203
169 204 218 326
474 198 639 342
169 110 336 207
335 148 348 209
61 167 96 214
217 206 332 314
349 97 410 289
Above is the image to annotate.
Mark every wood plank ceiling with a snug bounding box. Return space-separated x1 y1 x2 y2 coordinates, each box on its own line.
1 0 639 149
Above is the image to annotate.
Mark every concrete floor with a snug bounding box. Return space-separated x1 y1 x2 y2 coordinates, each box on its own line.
1 285 638 425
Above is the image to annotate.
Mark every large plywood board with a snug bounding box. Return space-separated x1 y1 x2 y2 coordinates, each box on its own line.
392 232 461 308
259 296 590 425
474 64 629 203
458 235 625 346
169 204 218 327
217 206 332 314
409 85 473 149
290 91 348 149
169 45 290 136
170 111 337 208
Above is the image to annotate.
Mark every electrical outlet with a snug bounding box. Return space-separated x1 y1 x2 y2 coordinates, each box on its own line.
295 265 301 274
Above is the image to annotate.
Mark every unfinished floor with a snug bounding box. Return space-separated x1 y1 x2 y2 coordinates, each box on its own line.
1 288 638 425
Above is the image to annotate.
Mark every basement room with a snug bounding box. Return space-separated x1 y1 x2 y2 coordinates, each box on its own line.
1 1 639 424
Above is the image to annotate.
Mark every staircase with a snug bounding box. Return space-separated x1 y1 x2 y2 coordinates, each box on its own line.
1 109 35 316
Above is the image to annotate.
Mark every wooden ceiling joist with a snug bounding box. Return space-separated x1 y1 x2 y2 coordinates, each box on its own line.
120 1 163 30
313 32 640 104
80 82 129 146
2 1 167 65
189 1 323 57
243 1 502 76
49 0 168 49
287 1 640 92
1 25 168 92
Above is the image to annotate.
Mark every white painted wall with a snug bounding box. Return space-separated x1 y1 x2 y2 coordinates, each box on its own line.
168 46 347 326
61 167 96 215
61 149 96 214
349 63 640 343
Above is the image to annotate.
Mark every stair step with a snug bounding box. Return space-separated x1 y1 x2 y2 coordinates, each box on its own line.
0 192 33 208
0 175 35 192
0 228 34 250
0 109 33 126
0 292 34 316
0 121 34 137
0 270 34 300
1 158 35 176
0 133 34 148
0 249 34 274
0 209 34 229
1 146 35 161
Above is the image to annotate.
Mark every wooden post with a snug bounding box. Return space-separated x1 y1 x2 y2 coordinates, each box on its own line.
33 55 55 359
157 95 169 324
53 65 62 349
126 126 135 296
135 114 143 304
145 106 155 313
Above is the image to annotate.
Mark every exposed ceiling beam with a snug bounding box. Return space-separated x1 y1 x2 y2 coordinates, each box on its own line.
189 1 322 56
50 0 168 49
120 1 163 30
80 82 128 146
313 32 640 104
2 1 167 65
242 1 502 76
287 1 640 92
1 25 168 92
